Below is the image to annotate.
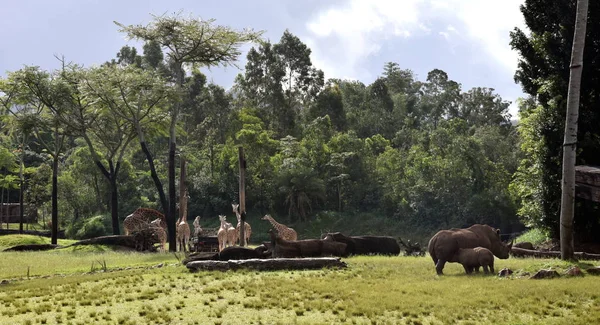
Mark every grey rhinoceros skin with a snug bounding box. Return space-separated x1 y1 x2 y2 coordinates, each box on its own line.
427 224 512 275
456 247 495 274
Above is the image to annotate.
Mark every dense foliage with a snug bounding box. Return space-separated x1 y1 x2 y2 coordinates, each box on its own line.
8 5 598 242
509 0 600 240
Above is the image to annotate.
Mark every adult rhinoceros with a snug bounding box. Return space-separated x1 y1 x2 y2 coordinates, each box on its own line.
427 224 512 275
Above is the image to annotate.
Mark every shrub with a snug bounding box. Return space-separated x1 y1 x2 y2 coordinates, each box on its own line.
73 215 110 239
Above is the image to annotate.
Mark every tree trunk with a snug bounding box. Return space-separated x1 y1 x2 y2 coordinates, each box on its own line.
109 166 120 235
51 153 58 244
560 0 589 261
51 124 59 245
238 147 246 247
19 140 24 234
168 136 177 252
0 186 4 229
168 63 184 252
139 140 168 213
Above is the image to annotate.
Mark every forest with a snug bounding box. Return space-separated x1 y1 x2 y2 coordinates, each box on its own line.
1 0 599 251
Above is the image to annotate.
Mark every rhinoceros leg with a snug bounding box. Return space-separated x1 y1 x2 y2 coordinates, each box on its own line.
489 263 494 275
435 259 446 275
474 266 480 273
482 265 489 274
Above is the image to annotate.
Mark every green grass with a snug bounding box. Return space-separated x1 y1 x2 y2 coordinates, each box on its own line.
0 222 48 231
516 228 551 245
0 234 78 251
1 251 600 324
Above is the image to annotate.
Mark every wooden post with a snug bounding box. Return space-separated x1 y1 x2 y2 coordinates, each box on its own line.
179 157 186 222
238 147 246 247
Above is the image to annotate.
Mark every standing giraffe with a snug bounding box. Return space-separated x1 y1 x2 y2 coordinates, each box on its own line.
192 216 202 237
233 203 252 246
176 189 191 252
261 215 297 241
217 215 230 251
123 208 166 235
149 218 167 252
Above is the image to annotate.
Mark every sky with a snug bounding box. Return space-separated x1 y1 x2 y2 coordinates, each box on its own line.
0 0 527 118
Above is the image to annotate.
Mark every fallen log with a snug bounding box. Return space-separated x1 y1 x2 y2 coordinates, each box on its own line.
186 257 347 272
4 244 60 252
511 247 600 260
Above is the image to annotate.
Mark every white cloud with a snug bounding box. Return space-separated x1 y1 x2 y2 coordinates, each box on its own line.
305 0 526 82
305 0 424 80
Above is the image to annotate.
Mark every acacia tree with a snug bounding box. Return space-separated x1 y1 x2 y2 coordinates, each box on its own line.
6 67 70 243
16 63 136 235
115 12 263 250
0 77 39 234
82 64 171 215
560 0 589 260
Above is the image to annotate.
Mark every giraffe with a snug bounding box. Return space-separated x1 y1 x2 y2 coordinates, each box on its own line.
192 216 202 237
176 217 191 252
149 218 167 252
261 214 297 241
225 219 237 248
123 208 166 235
176 189 191 252
233 203 252 246
217 215 230 252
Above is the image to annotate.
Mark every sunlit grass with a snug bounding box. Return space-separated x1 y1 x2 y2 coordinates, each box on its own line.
0 222 47 231
516 228 551 245
0 234 78 251
1 253 600 324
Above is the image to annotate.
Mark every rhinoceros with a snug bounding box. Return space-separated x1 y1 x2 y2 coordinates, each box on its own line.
428 224 512 275
455 247 495 274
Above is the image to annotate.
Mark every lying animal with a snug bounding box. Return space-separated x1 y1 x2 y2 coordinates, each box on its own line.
269 229 347 258
322 232 400 256
455 247 495 274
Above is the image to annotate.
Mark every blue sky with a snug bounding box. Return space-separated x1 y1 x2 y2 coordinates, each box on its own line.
0 0 527 118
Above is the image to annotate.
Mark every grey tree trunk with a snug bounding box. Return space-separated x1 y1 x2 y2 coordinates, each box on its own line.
560 0 589 260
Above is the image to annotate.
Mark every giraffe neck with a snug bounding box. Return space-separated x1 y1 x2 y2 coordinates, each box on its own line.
267 217 286 232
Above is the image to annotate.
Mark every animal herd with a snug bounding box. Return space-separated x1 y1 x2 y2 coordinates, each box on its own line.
124 207 515 276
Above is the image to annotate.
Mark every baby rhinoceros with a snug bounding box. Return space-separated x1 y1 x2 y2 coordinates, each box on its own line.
456 247 495 275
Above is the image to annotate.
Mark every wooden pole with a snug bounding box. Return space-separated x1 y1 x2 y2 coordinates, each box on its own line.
179 157 186 223
238 147 246 247
560 0 588 260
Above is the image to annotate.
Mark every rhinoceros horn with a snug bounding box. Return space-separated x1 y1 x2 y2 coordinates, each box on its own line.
508 239 514 249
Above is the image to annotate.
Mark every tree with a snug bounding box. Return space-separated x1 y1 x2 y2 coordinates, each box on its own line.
115 12 263 251
82 64 171 217
560 0 589 260
6 67 68 243
309 83 347 132
510 0 600 239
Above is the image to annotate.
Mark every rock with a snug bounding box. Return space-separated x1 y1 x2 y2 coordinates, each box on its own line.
498 268 513 277
513 242 535 250
0 280 9 285
565 266 583 277
154 263 164 268
530 269 560 279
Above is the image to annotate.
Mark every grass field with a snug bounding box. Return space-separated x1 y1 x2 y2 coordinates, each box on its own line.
1 234 600 325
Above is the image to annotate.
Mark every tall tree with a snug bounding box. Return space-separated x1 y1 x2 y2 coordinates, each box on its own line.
560 0 589 260
510 0 600 239
82 64 171 217
4 67 67 243
115 12 262 251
